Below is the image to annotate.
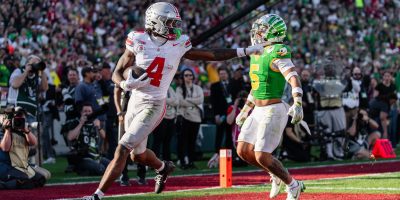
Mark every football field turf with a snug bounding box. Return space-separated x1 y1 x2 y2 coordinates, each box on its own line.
2 159 399 200
108 166 400 200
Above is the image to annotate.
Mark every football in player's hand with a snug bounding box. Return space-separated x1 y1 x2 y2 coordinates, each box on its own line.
130 66 148 80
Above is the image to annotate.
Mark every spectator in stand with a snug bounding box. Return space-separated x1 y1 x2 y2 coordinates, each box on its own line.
342 67 370 125
152 84 179 161
210 67 233 155
176 69 204 169
228 66 249 100
369 71 396 139
98 63 117 160
300 69 315 126
281 116 311 162
74 66 101 115
226 90 249 167
62 68 80 121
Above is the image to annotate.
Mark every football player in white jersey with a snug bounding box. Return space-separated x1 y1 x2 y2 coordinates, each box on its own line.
85 2 264 199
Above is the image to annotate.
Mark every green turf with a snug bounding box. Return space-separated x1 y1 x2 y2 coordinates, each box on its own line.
43 147 400 184
107 172 400 199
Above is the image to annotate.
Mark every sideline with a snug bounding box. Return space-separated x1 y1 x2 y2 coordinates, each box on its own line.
99 171 400 199
48 159 400 186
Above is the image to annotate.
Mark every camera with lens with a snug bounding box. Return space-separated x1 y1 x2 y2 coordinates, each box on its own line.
356 110 368 136
2 106 27 132
85 104 109 124
30 61 46 73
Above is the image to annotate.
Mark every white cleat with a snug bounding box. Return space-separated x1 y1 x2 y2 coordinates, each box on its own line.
269 173 283 198
286 180 306 200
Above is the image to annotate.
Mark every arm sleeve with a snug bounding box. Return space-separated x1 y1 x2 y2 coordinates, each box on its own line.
273 58 295 74
179 35 192 55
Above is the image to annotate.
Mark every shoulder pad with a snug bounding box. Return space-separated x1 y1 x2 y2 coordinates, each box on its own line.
178 34 192 48
273 44 291 59
126 31 149 48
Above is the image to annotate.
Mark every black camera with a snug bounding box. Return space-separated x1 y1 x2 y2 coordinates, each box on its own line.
85 104 109 123
2 106 26 131
30 61 46 73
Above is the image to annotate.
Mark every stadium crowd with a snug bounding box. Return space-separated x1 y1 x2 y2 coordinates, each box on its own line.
0 0 399 189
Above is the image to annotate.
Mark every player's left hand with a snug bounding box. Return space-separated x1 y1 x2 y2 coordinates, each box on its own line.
245 44 265 55
287 97 303 124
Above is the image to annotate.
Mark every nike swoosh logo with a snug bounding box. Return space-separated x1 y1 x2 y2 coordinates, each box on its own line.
172 43 180 46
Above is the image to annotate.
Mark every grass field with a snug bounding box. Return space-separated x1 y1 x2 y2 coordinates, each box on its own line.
105 172 400 199
31 148 400 200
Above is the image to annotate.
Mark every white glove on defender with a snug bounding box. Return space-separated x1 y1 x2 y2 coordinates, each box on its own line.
119 69 150 91
287 97 304 124
235 93 255 127
235 110 249 127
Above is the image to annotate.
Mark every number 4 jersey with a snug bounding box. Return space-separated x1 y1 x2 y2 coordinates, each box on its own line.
125 31 192 100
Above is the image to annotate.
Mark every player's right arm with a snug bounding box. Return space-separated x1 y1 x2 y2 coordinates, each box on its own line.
114 86 124 122
112 49 135 87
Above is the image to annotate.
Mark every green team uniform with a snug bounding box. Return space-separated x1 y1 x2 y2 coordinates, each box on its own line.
249 43 291 100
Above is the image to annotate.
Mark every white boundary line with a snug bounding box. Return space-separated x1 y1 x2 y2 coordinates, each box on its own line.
48 159 400 186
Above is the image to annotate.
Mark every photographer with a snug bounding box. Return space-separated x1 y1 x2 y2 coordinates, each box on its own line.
7 55 48 122
281 116 311 162
0 107 50 189
65 102 109 176
346 109 380 159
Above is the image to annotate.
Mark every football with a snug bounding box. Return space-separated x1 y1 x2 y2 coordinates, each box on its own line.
123 65 148 80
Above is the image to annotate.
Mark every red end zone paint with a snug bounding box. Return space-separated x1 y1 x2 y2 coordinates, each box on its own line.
0 161 399 200
176 192 400 200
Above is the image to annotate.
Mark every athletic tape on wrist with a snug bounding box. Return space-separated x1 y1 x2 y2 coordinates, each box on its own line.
285 71 299 82
237 48 246 57
247 93 255 104
120 80 126 89
292 87 303 95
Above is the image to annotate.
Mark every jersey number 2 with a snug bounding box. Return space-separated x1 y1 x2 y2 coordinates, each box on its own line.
146 57 165 87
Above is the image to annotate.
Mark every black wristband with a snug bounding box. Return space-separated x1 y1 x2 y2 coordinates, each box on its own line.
244 48 247 56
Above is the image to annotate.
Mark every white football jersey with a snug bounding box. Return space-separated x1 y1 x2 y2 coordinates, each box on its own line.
125 31 192 100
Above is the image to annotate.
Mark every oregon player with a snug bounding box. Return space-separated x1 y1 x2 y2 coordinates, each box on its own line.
235 14 305 200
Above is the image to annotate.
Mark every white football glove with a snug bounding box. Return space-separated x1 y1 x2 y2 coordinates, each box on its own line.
207 153 219 168
235 110 249 127
119 69 150 91
287 97 303 124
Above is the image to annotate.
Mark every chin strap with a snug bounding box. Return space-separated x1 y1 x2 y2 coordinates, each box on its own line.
150 33 168 46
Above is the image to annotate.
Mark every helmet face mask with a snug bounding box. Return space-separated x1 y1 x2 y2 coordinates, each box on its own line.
250 14 287 46
145 2 182 40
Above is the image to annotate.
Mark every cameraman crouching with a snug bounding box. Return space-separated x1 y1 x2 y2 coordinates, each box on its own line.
346 109 380 159
65 102 110 175
0 107 50 189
